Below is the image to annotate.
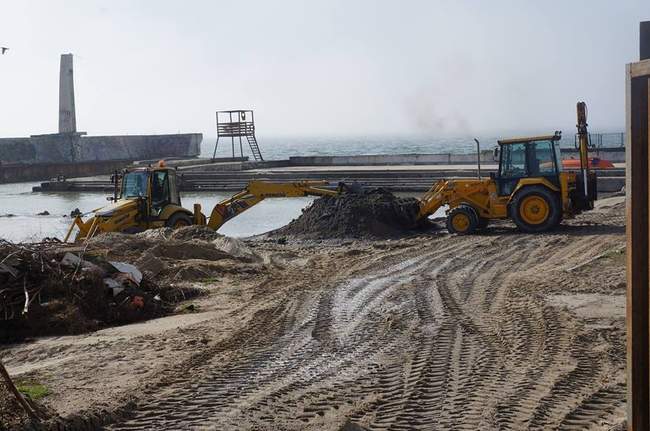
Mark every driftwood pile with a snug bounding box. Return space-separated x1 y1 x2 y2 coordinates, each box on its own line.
0 240 66 321
0 239 193 339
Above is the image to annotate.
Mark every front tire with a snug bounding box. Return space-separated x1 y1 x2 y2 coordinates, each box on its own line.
509 186 561 233
446 205 479 235
166 212 193 229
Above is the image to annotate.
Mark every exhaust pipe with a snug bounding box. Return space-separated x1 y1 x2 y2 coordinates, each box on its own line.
576 102 589 200
474 138 482 179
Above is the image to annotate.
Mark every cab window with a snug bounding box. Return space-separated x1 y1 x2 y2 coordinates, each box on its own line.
168 171 181 206
500 143 526 178
151 171 170 215
121 172 148 198
529 140 557 176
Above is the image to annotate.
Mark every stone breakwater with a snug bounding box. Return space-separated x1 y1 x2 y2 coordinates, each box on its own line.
0 132 202 182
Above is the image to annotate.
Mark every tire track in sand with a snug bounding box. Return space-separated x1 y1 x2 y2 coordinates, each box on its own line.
108 230 621 430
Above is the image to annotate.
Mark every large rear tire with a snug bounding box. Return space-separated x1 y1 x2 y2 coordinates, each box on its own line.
166 212 193 229
509 186 561 233
446 205 478 235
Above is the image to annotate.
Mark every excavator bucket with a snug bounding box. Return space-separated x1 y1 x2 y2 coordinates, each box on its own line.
337 182 364 194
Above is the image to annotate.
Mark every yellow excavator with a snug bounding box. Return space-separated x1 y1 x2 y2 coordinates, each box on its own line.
64 171 340 242
416 102 597 234
65 102 595 241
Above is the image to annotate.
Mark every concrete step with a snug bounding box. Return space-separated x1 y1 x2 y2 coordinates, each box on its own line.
33 174 626 194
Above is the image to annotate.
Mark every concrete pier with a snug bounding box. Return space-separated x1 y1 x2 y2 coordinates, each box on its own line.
33 162 626 194
288 148 626 166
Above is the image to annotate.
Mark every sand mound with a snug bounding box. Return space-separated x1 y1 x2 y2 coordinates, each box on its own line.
87 227 250 261
274 189 421 239
211 236 260 262
138 225 225 242
86 227 262 283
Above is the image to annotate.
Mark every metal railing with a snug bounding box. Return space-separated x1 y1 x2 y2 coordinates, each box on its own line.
213 110 264 161
574 132 625 149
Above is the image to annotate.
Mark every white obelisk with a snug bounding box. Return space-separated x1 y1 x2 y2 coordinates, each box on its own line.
58 54 76 133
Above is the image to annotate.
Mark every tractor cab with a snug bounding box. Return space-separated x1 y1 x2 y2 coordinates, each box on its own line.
495 132 563 196
119 167 182 218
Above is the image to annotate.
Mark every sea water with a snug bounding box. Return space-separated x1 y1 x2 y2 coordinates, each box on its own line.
205 135 490 159
0 181 317 242
0 133 587 242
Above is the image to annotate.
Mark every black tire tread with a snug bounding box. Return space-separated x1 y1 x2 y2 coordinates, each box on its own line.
446 205 479 235
166 211 193 228
509 186 561 233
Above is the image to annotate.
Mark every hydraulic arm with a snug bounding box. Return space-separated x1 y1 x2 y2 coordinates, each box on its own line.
65 174 341 243
205 180 339 230
576 101 590 200
416 179 496 221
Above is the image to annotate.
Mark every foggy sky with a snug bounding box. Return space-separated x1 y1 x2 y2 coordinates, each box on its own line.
0 0 647 139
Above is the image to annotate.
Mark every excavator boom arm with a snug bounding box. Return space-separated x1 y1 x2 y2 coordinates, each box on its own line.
576 101 590 199
206 180 338 230
416 179 494 221
417 180 449 219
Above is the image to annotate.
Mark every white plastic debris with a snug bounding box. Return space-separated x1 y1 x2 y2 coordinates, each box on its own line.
109 261 143 285
61 252 105 274
61 252 83 267
102 278 125 296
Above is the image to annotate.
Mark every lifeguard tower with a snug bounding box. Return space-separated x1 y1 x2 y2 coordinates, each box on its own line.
212 110 263 161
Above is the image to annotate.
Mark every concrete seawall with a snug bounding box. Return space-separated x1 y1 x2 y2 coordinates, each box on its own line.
1 159 132 183
34 166 625 194
288 148 626 166
0 133 202 182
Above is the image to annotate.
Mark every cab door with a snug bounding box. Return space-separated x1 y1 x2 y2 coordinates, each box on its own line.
497 142 527 196
527 140 561 187
150 170 171 217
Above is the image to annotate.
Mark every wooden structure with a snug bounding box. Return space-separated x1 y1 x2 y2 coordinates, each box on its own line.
627 21 650 431
212 110 264 161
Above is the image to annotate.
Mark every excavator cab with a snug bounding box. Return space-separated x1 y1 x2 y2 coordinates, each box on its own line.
64 165 196 242
495 132 563 196
120 168 182 217
117 166 192 228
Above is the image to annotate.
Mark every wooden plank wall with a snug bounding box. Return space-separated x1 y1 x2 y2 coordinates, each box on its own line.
627 21 650 431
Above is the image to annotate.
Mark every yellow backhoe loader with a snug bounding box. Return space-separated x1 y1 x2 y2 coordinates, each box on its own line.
416 102 596 234
65 102 595 241
64 169 340 242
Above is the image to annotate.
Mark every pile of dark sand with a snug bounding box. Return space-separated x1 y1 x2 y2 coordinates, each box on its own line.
274 189 421 239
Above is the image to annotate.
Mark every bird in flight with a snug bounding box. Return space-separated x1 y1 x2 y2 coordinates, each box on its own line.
1 47 8 55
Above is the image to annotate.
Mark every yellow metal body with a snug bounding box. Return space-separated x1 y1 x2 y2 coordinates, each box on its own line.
65 166 339 242
206 180 338 230
417 172 579 222
64 199 191 242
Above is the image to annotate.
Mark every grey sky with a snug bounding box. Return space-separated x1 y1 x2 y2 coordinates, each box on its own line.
0 1 647 139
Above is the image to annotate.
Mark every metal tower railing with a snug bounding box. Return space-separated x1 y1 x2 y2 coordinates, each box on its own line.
212 110 264 161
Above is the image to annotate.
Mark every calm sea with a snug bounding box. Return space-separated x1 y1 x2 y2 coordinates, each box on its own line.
0 133 616 242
